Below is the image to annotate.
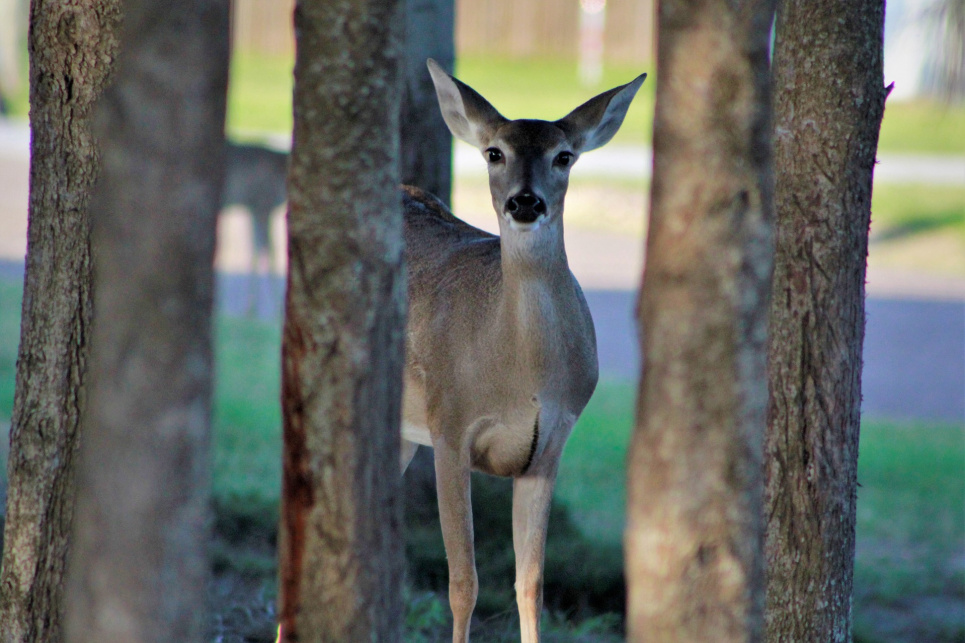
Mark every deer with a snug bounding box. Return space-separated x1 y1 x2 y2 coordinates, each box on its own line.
222 141 288 316
401 59 646 642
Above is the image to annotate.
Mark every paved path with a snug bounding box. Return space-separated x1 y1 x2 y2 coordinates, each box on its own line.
582 289 964 424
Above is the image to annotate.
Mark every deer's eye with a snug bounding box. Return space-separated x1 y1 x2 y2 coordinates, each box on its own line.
486 148 503 164
554 151 574 167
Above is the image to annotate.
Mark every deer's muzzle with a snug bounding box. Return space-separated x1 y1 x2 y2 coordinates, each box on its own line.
505 192 547 224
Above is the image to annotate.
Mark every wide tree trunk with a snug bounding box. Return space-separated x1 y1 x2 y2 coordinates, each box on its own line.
62 0 229 640
625 0 776 640
763 1 889 641
277 0 406 641
400 0 454 204
0 1 119 640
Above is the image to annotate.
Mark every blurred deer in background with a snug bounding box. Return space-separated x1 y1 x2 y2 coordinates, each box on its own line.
222 141 288 316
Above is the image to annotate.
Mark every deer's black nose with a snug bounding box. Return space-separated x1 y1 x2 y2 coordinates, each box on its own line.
505 192 546 224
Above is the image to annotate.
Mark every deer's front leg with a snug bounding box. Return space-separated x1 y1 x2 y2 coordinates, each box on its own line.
433 437 477 643
512 449 563 643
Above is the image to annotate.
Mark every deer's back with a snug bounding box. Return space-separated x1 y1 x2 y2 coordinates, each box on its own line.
401 184 506 377
402 185 502 309
223 142 288 213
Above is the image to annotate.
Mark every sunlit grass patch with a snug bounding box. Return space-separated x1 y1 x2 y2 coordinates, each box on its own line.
879 99 965 156
227 51 294 140
872 184 965 240
223 50 965 156
869 184 965 276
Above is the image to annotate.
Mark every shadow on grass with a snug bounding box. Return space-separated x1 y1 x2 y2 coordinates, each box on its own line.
403 449 625 621
871 208 964 243
207 448 627 642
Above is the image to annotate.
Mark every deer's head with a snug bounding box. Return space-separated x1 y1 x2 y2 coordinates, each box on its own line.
427 59 646 233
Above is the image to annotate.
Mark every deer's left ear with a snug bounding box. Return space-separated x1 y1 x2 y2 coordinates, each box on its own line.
556 73 646 153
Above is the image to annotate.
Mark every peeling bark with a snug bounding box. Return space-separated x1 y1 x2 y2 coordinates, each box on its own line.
277 1 406 640
764 1 889 641
0 2 119 641
625 0 776 640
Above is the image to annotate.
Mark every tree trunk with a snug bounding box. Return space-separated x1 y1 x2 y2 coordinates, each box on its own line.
763 1 889 641
625 0 776 640
398 0 453 519
62 0 229 640
0 2 119 640
400 0 454 204
277 1 406 641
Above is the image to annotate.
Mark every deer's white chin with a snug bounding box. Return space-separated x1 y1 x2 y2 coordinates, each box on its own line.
505 214 547 232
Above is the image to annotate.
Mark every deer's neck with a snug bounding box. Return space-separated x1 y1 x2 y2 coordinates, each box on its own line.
496 218 575 351
498 217 569 285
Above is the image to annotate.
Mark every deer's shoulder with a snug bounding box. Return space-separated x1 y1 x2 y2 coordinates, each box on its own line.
402 184 501 266
402 185 496 242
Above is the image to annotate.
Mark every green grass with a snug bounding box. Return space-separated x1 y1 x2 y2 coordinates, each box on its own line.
1 283 963 639
227 52 294 140
871 184 965 240
211 314 282 512
853 421 965 642
222 52 965 155
4 45 965 155
879 99 965 156
557 380 636 544
454 56 655 146
0 281 21 419
855 421 965 599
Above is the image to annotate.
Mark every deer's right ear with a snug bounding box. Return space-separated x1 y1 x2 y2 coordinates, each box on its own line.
556 73 647 153
427 58 506 148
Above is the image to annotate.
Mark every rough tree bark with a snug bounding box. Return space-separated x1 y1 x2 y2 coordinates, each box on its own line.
764 1 889 641
400 0 454 204
0 2 119 640
277 0 406 640
625 0 776 640
62 0 229 641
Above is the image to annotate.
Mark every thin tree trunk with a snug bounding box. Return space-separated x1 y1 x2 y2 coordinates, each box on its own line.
398 0 454 512
63 0 229 640
625 0 776 640
0 2 119 640
277 0 406 640
763 1 889 640
400 0 454 204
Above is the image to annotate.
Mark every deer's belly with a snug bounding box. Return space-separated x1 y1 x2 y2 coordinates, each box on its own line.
401 370 432 446
402 420 432 446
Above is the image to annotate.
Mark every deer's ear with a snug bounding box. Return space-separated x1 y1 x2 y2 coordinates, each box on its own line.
556 73 646 153
427 58 507 148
